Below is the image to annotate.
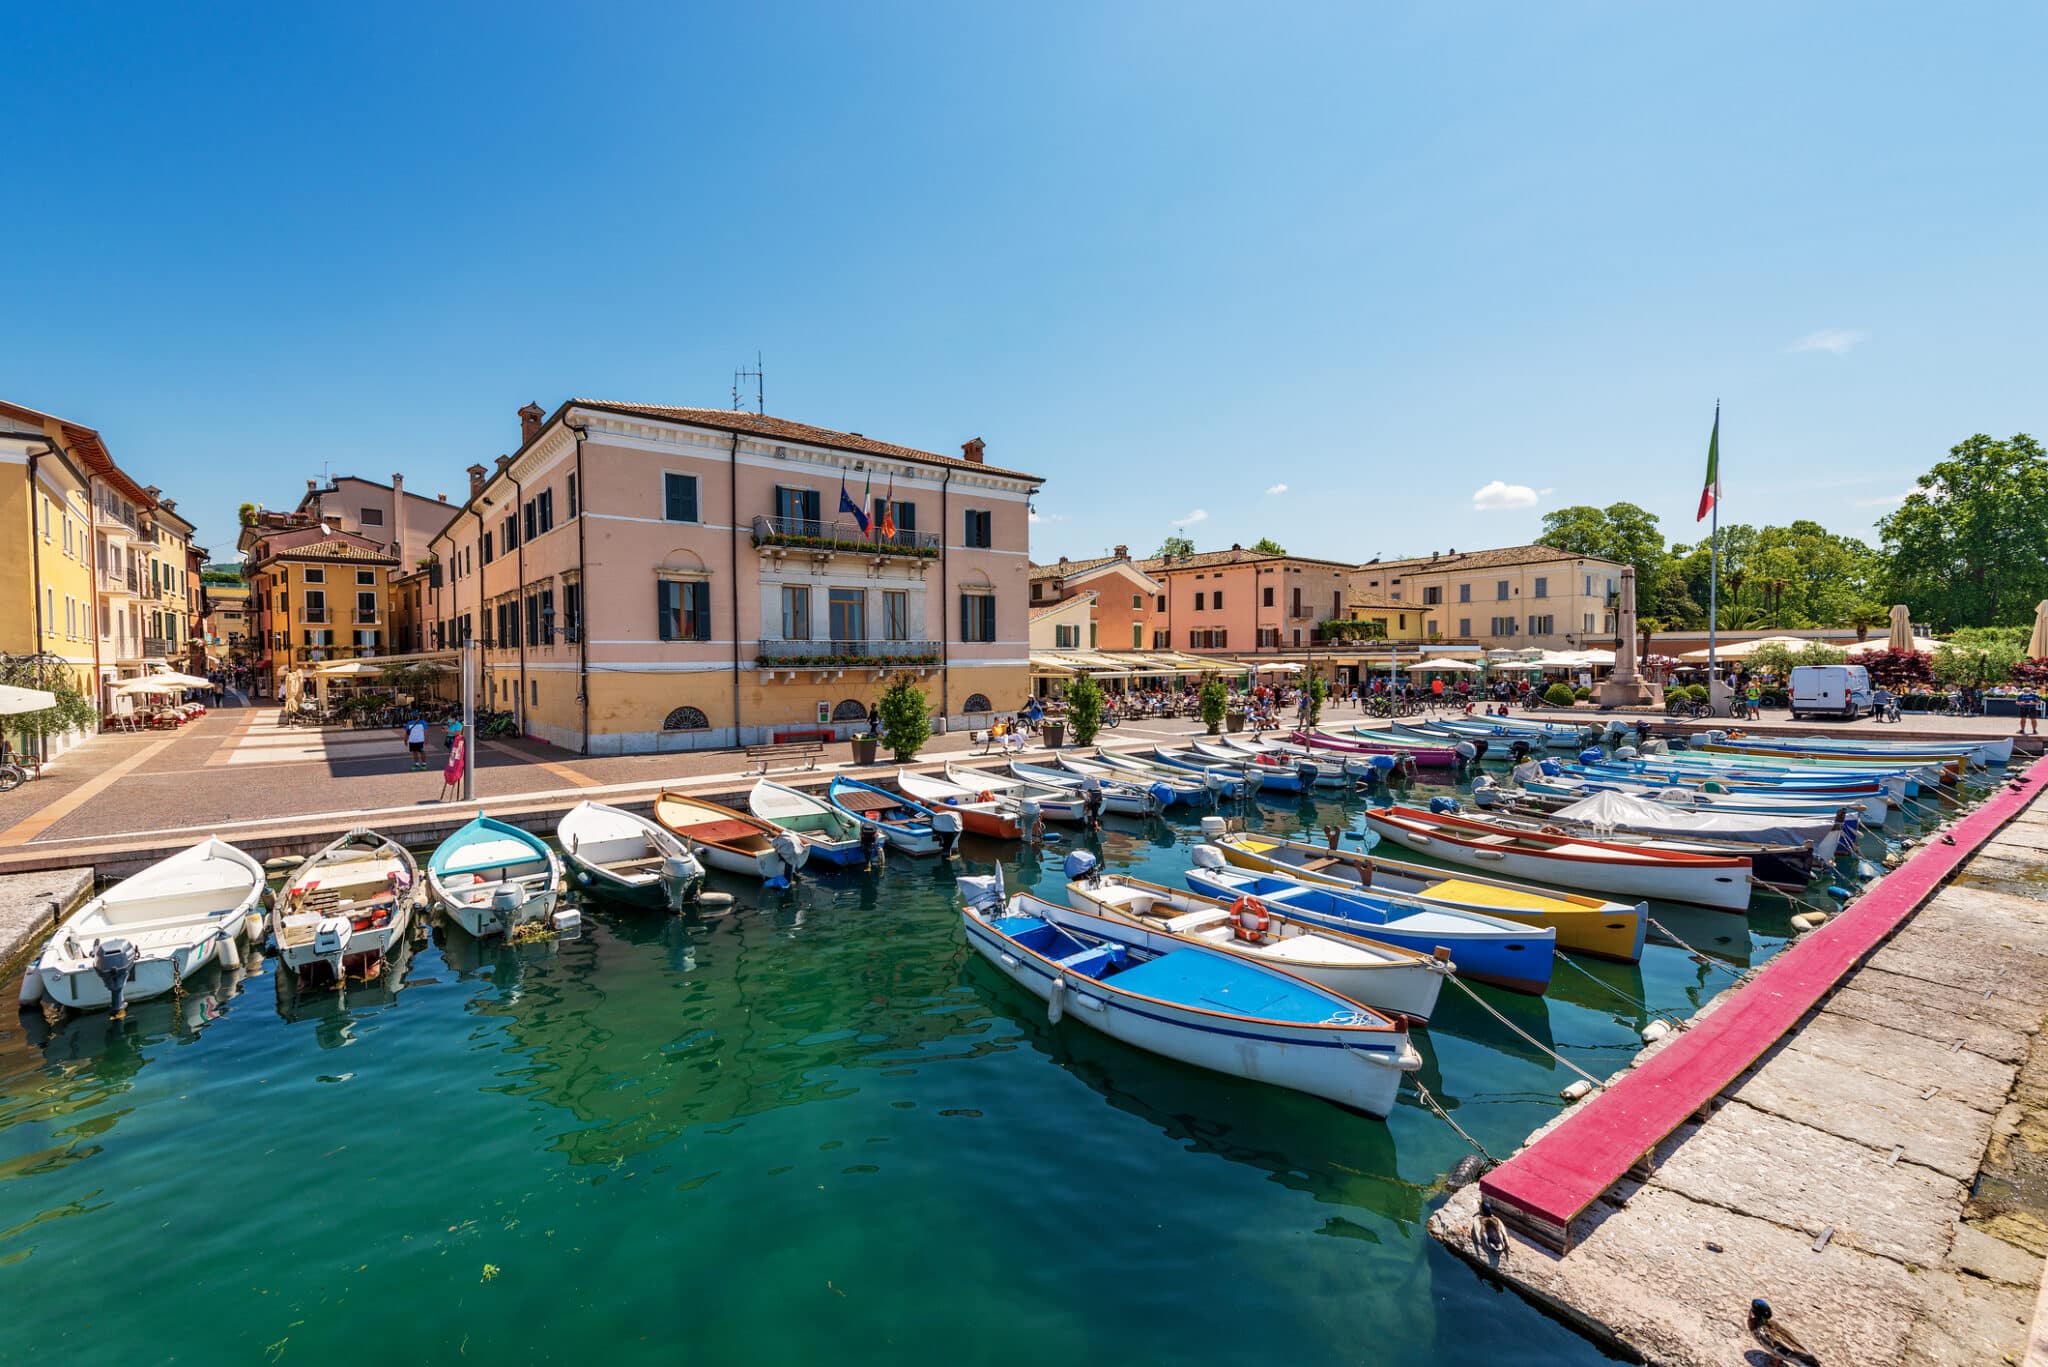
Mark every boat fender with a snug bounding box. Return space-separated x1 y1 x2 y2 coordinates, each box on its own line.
1428 796 1459 815
1230 895 1269 943
1189 844 1228 871
1641 1019 1675 1045
1446 1154 1485 1191
93 937 138 1018
1199 815 1228 840
1613 745 1639 761
217 933 241 971
1578 747 1603 766
1062 850 1099 882
1560 1079 1594 1103
1148 782 1175 809
1790 912 1826 932
18 969 44 1007
696 890 736 909
1047 975 1066 1024
577 870 593 886
552 908 583 938
1826 884 1852 901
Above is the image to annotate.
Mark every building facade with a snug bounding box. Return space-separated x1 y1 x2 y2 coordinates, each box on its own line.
293 473 459 568
1140 545 1354 657
424 401 1040 754
1027 547 1163 653
0 417 98 754
242 515 398 692
1350 545 1626 651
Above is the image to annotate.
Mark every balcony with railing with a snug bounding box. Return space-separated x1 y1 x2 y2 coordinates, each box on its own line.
142 635 170 659
755 637 941 669
302 607 329 624
352 608 381 625
93 502 139 536
99 565 141 597
750 515 941 559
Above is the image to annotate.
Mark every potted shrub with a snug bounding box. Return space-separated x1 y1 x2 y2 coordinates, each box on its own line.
1201 678 1230 735
1063 674 1103 747
1544 682 1578 708
877 676 930 763
1306 675 1327 728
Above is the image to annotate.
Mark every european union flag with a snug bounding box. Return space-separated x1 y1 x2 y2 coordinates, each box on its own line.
839 476 870 534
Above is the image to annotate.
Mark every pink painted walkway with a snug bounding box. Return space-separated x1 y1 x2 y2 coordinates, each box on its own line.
1479 772 2041 1250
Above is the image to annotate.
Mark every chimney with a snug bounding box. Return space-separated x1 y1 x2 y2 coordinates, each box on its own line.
391 473 404 560
1113 544 1128 559
308 479 318 491
437 493 448 503
159 498 176 512
467 463 487 497
1230 542 1242 552
961 438 985 465
494 454 512 474
1058 555 1070 568
518 402 545 445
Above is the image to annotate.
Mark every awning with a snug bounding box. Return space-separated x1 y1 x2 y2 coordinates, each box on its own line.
1410 658 1481 672
0 684 58 716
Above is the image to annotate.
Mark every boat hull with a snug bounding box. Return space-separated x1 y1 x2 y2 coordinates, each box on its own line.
38 929 234 1011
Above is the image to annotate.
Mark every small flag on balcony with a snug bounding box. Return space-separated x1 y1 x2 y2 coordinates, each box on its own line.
878 472 897 544
838 475 870 535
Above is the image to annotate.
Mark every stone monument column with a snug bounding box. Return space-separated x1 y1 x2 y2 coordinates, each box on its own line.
1597 565 1657 708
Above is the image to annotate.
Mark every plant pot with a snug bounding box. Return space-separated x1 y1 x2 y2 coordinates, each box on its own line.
893 750 920 764
851 736 878 765
1226 710 1246 733
1206 720 1223 735
1041 721 1066 748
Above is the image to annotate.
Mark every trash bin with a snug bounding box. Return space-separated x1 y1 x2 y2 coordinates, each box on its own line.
1226 709 1247 734
851 735 878 765
1042 721 1066 748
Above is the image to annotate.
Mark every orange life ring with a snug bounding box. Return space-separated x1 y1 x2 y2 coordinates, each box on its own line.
977 790 995 805
1230 894 1270 944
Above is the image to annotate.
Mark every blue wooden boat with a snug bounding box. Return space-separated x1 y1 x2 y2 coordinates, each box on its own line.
957 874 1420 1117
426 815 562 939
1185 852 1555 995
826 775 951 855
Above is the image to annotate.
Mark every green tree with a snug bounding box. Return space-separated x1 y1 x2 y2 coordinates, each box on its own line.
1249 537 1287 555
1154 534 1197 559
238 502 257 527
877 676 931 762
1881 433 2048 629
1537 501 1669 614
0 653 99 757
1305 674 1327 727
1064 672 1104 746
1933 625 2031 687
1198 677 1228 733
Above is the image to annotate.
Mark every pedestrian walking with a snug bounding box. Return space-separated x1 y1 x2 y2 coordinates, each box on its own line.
405 715 429 769
2019 688 2042 737
439 721 467 801
867 700 881 736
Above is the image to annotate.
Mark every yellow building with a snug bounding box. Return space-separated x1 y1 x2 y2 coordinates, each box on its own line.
0 417 99 757
245 522 397 691
1351 544 1627 650
203 580 254 665
1336 593 1432 643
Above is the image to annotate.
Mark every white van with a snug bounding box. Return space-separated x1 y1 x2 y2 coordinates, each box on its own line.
1789 664 1874 720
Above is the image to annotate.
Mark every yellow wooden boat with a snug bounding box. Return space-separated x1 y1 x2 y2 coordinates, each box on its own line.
1210 830 1646 963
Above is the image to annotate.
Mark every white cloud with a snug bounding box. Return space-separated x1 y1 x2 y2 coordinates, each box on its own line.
1789 328 1868 355
1851 490 1914 509
1471 480 1539 511
1171 508 1210 527
1265 483 1288 495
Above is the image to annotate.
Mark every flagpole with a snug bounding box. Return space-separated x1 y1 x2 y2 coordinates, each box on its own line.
1707 401 1720 714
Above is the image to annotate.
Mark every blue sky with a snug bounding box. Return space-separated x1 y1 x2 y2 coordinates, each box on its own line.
5 3 2043 566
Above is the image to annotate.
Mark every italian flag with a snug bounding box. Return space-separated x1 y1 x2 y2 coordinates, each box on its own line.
1697 405 1721 522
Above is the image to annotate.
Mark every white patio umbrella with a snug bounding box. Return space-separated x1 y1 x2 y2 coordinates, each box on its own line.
0 684 58 715
1410 658 1480 672
1887 604 1914 653
2029 601 2048 660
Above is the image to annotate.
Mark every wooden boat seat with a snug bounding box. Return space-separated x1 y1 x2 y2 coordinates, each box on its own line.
675 818 760 844
604 855 667 873
1469 833 1518 847
1165 908 1229 933
1296 857 1339 873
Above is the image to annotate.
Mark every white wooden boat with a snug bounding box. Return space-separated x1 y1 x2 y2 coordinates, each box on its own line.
559 801 707 909
896 768 1031 840
962 763 1088 824
656 791 811 878
24 837 263 1015
748 780 867 867
1064 868 1450 1022
957 875 1422 1117
1363 805 1754 912
275 828 423 986
426 815 563 937
1002 760 1160 816
1056 751 1214 805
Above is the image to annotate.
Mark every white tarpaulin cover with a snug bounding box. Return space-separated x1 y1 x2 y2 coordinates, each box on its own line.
1552 790 1836 848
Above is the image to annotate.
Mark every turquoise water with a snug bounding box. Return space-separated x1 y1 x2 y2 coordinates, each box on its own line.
0 776 1825 1365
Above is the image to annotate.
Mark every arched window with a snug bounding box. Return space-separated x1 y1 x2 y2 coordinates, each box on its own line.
662 706 709 732
963 693 992 713
831 699 868 721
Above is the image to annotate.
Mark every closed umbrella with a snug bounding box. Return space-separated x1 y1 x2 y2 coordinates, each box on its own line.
2030 601 2048 661
1887 604 1914 653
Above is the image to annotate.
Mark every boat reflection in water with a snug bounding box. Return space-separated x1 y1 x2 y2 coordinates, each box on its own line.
271 926 424 1049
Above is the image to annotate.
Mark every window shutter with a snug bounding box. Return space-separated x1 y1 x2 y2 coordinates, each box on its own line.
960 595 971 641
657 582 671 641
693 582 711 640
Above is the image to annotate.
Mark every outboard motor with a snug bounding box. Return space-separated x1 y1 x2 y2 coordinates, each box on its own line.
1470 774 1501 807
1018 799 1043 842
1189 844 1228 871
489 884 524 927
1063 850 1100 883
1080 776 1105 831
1702 729 1728 745
93 937 139 1018
1147 782 1175 812
1295 760 1320 786
932 809 964 857
1511 758 1543 785
1454 740 1479 764
1605 719 1633 741
1509 738 1532 763
770 829 809 882
312 916 353 960
659 850 706 909
1613 745 1640 761
956 869 1005 915
858 820 883 868
1199 814 1228 840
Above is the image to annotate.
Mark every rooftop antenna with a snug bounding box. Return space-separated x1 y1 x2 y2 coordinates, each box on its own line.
733 352 764 415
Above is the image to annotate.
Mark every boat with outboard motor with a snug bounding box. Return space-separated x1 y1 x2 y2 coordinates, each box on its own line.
559 800 709 908
1211 735 1376 786
896 767 1033 840
427 815 564 937
1204 827 1646 961
1474 781 1849 855
1362 805 1754 911
1435 791 1818 890
24 837 264 1015
275 827 424 985
957 870 1422 1117
826 775 953 855
1068 749 1238 801
1706 729 2010 768
1152 743 1298 794
655 791 813 879
1184 851 1556 994
1062 857 1451 1022
748 780 868 866
1001 759 1162 817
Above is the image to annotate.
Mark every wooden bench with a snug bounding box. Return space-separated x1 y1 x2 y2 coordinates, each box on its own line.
972 729 1027 756
744 741 824 775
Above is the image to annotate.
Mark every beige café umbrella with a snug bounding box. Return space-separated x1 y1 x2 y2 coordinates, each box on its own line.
2030 601 2048 661
1887 604 1914 653
0 684 58 716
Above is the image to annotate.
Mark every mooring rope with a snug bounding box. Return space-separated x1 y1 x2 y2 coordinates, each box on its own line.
1646 916 1747 976
1551 949 1657 1013
1444 972 1606 1090
1410 1075 1502 1168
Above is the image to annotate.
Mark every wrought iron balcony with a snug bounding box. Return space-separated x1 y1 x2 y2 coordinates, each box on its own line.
755 638 941 667
750 514 941 557
302 607 329 623
141 635 170 659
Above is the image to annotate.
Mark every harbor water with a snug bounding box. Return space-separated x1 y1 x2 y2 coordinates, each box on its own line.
0 774 1849 1364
